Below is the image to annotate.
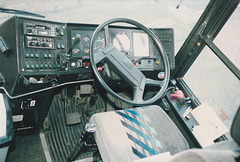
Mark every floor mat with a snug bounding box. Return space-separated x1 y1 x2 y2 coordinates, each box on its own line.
7 134 46 162
43 93 105 162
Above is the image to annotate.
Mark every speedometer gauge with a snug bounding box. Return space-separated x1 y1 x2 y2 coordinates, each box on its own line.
94 36 105 52
113 32 130 53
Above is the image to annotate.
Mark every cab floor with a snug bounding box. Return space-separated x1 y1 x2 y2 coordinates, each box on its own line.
42 93 106 162
7 133 46 162
6 91 132 162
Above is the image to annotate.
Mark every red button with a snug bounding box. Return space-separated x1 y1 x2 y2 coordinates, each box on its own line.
133 59 138 66
97 67 103 71
85 62 89 66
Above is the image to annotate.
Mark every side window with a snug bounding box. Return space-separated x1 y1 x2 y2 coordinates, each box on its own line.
183 7 240 139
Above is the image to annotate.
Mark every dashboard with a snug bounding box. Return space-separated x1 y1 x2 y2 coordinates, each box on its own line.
0 16 175 98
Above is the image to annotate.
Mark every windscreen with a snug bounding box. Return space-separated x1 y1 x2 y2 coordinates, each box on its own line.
133 32 149 57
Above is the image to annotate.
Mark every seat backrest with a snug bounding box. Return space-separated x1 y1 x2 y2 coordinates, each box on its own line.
231 107 240 146
134 107 240 162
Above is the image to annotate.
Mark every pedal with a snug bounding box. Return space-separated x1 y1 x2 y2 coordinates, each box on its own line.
80 84 92 95
66 112 80 125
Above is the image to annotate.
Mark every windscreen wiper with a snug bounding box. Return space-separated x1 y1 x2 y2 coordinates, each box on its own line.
0 7 45 18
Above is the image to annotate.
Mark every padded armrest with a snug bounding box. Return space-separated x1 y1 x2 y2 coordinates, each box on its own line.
231 107 240 146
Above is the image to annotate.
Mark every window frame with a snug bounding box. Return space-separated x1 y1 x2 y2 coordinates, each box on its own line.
172 0 240 81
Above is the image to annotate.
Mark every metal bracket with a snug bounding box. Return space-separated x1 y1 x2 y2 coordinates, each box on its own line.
203 37 240 80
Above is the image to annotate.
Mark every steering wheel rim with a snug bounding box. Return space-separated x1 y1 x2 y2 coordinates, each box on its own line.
90 18 170 106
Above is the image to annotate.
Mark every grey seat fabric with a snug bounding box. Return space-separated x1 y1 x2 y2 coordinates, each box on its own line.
165 140 239 162
90 105 189 162
135 108 240 162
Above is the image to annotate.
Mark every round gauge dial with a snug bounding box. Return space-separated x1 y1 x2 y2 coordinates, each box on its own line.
94 36 105 52
113 32 130 53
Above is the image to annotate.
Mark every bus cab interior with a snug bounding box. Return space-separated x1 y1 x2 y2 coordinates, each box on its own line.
0 0 239 161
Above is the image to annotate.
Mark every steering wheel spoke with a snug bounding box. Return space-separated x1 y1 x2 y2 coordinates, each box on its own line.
133 86 144 102
146 78 165 87
104 25 111 45
94 51 107 64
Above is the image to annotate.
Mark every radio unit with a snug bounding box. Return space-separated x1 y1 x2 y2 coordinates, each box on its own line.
23 22 57 37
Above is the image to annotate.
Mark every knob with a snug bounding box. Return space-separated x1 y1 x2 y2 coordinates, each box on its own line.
29 42 35 46
41 43 49 47
35 42 41 46
61 53 71 64
72 34 81 43
27 29 32 33
76 59 83 67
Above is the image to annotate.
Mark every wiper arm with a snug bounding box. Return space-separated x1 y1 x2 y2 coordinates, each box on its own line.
0 7 45 18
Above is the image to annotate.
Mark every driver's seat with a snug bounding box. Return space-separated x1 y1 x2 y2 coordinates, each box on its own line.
90 105 189 161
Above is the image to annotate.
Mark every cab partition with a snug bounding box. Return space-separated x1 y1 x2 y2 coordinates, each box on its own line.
0 92 14 162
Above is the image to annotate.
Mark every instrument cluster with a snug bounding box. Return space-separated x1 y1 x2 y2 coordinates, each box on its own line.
68 26 174 72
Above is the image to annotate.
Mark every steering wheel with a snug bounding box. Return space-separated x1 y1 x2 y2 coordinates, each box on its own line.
90 18 170 106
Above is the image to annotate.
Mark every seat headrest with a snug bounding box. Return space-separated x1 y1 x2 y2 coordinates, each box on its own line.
231 107 240 146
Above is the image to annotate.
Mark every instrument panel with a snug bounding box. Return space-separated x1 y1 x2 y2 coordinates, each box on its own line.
68 26 175 72
0 16 174 97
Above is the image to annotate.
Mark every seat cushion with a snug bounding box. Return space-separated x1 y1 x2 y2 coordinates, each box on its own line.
90 105 189 162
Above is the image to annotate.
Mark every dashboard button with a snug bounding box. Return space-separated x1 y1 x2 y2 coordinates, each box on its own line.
84 62 89 66
60 29 64 36
97 67 103 71
26 64 30 69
